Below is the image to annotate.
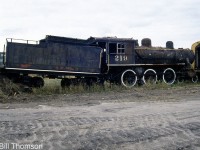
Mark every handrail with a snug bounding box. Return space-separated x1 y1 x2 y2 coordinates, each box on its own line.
6 38 39 44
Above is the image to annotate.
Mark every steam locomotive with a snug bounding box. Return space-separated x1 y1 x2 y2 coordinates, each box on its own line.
0 35 198 88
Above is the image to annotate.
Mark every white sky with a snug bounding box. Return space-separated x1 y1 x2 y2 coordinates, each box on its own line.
0 0 200 50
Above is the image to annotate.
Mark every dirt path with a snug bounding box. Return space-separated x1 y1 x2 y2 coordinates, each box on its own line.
0 85 200 150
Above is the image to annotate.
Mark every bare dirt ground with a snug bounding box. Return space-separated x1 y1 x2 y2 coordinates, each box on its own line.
0 85 200 150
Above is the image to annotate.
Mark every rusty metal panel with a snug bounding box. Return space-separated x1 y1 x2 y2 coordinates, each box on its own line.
6 41 102 74
135 48 194 64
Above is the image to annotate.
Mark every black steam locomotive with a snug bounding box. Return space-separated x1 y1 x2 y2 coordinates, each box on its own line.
0 35 197 88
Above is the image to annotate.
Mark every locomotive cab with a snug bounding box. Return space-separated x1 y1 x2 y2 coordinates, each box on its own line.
89 37 137 70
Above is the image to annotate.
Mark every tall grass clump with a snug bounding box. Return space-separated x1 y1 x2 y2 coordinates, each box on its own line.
142 80 169 90
0 76 23 101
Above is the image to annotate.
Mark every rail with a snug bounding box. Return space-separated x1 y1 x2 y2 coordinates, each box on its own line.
6 38 39 44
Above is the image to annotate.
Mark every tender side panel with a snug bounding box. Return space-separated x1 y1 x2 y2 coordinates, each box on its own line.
5 42 102 74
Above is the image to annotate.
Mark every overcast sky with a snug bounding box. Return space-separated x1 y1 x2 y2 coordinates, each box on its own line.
0 0 200 50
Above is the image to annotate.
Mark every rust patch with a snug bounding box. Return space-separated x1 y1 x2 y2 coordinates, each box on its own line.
20 64 31 68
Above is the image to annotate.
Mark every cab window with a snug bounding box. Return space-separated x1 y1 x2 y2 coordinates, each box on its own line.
117 43 125 53
109 43 125 54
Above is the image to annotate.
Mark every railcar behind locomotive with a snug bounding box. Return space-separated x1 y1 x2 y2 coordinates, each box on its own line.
0 35 197 88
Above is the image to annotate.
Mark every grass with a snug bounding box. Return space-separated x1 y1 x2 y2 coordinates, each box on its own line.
1 77 200 98
32 79 127 95
31 78 200 95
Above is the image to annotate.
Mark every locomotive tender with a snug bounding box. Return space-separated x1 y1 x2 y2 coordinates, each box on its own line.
0 35 197 87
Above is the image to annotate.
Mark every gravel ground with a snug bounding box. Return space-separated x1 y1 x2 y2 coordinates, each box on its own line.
0 85 200 150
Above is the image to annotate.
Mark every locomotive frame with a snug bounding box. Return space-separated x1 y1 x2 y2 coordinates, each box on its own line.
0 35 197 88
